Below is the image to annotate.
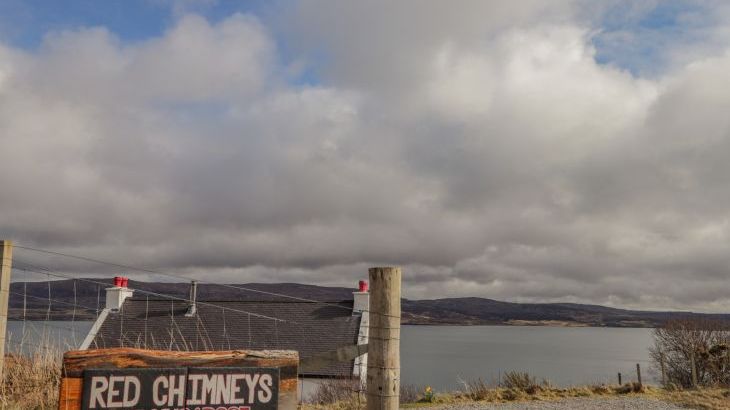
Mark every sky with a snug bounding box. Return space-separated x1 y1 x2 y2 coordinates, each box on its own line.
2 0 730 312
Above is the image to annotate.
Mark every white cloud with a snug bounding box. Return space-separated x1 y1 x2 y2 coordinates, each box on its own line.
3 3 730 312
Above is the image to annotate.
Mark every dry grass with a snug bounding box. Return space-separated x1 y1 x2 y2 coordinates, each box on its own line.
302 371 667 410
0 347 61 409
660 388 730 410
308 378 362 406
305 379 430 410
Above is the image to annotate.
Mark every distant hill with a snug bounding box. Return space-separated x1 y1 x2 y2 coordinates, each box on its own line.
8 279 729 327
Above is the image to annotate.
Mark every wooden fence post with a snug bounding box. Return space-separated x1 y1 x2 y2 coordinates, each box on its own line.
366 267 401 410
659 352 667 386
0 240 12 378
690 350 698 388
617 372 622 385
636 363 642 387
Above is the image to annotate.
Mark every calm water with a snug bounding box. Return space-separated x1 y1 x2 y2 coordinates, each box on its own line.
6 320 93 354
5 322 654 390
401 325 654 390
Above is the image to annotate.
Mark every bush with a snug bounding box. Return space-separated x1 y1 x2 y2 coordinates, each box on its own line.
650 318 730 388
615 382 644 394
501 371 539 392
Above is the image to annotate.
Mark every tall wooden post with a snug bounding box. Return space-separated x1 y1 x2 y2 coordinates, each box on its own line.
0 240 13 377
366 267 401 410
617 372 622 385
636 363 642 387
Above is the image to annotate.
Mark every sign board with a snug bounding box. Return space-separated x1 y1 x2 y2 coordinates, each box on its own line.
59 348 298 410
81 367 279 410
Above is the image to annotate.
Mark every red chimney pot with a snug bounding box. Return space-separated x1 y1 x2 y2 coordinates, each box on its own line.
122 277 129 288
113 276 122 287
358 280 368 292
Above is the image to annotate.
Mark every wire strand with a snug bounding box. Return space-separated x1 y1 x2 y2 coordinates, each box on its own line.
11 262 296 324
13 244 421 320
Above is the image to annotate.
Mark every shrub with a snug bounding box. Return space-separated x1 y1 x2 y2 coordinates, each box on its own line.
650 318 730 388
615 382 644 394
501 371 539 392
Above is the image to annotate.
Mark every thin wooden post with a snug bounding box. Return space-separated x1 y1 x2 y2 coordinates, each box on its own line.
636 363 642 387
690 350 698 388
617 372 622 385
366 267 401 410
0 240 12 378
659 352 667 386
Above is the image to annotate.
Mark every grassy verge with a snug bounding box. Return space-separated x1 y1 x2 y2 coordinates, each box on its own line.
1 355 727 410
304 372 730 410
304 387 730 410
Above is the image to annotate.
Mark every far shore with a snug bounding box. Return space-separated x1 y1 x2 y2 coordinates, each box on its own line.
9 316 657 328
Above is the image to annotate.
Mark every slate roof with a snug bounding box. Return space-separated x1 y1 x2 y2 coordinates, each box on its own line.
89 298 361 377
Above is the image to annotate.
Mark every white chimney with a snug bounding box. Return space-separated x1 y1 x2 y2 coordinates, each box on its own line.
106 276 134 311
185 280 198 317
353 280 369 314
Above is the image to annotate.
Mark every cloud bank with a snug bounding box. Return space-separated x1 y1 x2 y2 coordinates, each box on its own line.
2 1 730 311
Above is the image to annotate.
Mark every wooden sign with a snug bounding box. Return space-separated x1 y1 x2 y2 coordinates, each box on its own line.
59 348 298 410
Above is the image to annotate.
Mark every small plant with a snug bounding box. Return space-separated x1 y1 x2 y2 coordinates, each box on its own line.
423 385 434 402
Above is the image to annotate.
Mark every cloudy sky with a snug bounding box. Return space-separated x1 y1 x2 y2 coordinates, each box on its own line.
2 0 730 312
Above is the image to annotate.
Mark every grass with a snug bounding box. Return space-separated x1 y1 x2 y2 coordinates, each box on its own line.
661 388 730 410
0 348 61 409
303 371 730 410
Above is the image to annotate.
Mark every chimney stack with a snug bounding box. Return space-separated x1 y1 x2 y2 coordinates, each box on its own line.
353 280 369 314
185 280 198 317
105 276 134 311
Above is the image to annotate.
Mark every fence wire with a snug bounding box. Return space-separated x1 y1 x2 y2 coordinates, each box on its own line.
7 244 380 405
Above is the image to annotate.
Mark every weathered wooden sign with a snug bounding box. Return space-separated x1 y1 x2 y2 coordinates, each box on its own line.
59 348 298 410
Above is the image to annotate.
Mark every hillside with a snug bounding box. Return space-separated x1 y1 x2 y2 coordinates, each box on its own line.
8 279 728 327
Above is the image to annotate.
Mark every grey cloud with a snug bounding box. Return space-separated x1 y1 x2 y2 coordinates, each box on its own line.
2 2 730 312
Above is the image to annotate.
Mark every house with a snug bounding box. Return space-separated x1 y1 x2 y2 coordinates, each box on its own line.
79 277 370 397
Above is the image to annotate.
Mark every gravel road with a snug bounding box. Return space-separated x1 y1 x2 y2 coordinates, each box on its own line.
436 397 690 409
